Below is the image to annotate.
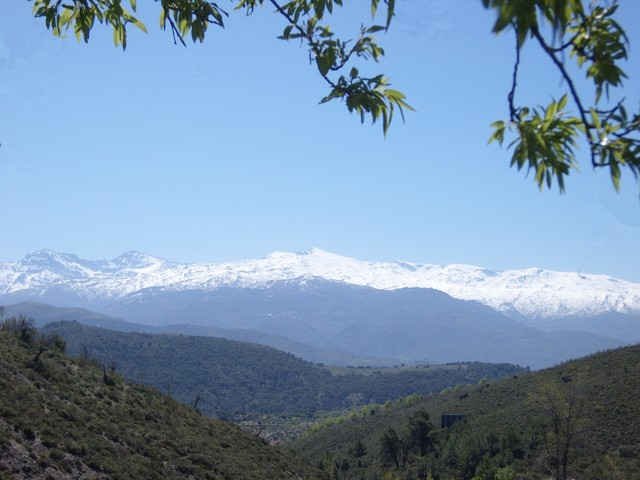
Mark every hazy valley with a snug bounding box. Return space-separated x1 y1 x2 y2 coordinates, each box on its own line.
2 249 638 368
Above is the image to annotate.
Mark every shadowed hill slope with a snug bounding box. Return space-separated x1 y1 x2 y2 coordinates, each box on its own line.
4 302 384 366
41 321 524 419
0 327 323 480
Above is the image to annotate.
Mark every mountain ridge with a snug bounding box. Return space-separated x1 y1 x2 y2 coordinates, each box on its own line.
3 301 397 366
4 279 627 369
2 248 639 321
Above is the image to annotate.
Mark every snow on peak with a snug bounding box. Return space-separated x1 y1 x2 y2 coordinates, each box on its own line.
267 247 334 259
111 251 164 269
21 249 82 268
1 249 639 319
303 247 340 257
18 250 99 279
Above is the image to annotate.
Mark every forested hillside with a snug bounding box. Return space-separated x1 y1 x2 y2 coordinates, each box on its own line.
0 321 323 480
293 344 640 480
5 302 378 366
42 321 524 420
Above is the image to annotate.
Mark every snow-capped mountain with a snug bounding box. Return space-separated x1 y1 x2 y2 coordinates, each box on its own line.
1 248 639 320
3 248 638 367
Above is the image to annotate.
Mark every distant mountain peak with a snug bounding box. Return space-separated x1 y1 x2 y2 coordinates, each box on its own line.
18 249 95 279
111 251 164 269
266 247 335 259
1 248 639 319
303 247 339 256
21 249 82 266
18 249 164 270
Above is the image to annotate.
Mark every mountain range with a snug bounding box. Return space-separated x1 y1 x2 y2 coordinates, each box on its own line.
2 248 639 319
1 249 639 367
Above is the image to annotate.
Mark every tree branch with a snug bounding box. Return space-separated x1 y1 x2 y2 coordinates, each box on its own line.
268 0 336 88
548 31 580 53
531 26 602 167
508 27 521 121
163 7 187 47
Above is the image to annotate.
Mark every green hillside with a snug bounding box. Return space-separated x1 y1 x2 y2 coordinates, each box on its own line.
292 344 640 480
42 321 524 420
0 321 323 480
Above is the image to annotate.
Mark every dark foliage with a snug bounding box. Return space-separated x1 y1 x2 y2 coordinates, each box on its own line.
42 321 524 420
0 328 323 480
1 316 66 354
294 344 640 479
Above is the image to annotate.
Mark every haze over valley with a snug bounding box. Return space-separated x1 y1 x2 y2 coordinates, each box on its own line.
2 248 638 368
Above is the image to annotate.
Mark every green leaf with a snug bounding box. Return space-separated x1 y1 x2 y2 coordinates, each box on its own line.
590 109 601 131
385 0 395 29
371 0 380 18
366 25 385 34
316 48 335 76
610 161 621 191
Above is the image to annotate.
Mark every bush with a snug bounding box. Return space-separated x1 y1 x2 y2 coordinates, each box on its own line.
0 316 38 345
49 448 65 461
1 316 66 354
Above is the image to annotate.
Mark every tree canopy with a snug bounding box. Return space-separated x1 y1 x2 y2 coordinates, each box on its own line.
30 0 639 192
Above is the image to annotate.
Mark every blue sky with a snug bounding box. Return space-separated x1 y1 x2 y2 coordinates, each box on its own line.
1 0 639 281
